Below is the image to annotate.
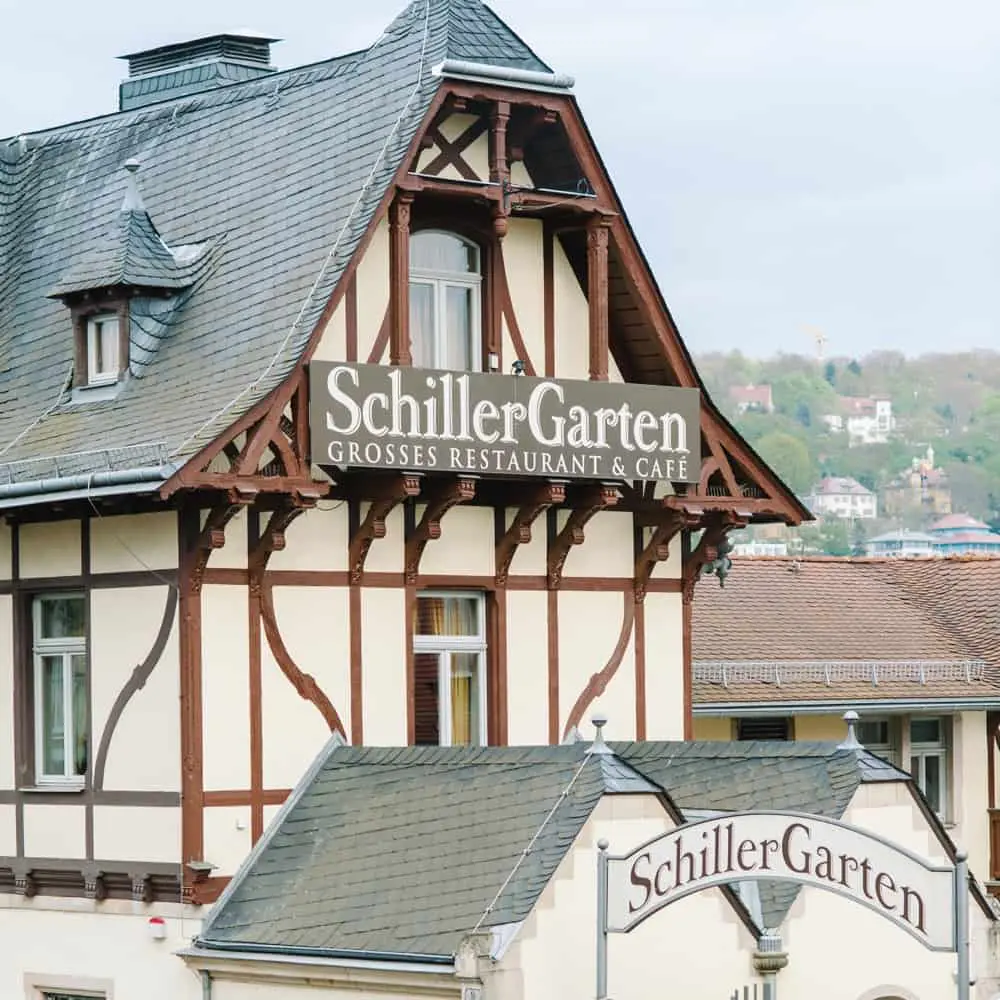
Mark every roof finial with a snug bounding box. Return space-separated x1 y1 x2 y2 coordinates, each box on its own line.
121 158 145 213
590 713 612 755
838 710 862 750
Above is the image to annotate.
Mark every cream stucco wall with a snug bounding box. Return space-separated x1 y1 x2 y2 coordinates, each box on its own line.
490 794 755 1000
363 505 404 574
952 711 990 884
557 591 636 742
204 804 253 878
0 804 15 857
419 506 494 577
90 586 180 792
208 509 248 570
502 218 545 374
0 595 13 789
89 511 177 574
0 900 201 1000
209 975 457 1000
92 805 180 864
558 510 633 579
505 591 549 746
19 520 81 578
312 298 346 363
201 585 250 790
267 505 349 573
358 220 390 363
692 716 733 741
23 803 85 859
552 237 589 382
263 586 349 787
642 591 685 740
361 588 407 745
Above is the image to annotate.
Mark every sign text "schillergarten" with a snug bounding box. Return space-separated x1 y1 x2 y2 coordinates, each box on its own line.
308 363 701 483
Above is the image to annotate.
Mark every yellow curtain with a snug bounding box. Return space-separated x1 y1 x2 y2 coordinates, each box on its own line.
451 671 472 745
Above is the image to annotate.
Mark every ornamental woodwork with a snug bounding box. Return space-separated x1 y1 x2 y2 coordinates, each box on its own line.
348 473 423 583
547 484 618 588
633 510 699 602
681 514 746 604
82 866 107 902
131 872 153 904
587 217 610 381
495 481 566 586
12 866 35 898
405 475 477 584
248 496 317 587
389 193 414 366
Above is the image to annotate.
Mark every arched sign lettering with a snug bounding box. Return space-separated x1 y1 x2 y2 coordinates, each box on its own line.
604 812 957 951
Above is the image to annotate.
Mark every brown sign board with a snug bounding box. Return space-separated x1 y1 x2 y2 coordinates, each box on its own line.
308 363 701 483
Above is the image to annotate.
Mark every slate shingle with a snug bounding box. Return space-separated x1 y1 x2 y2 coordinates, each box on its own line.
0 0 549 489
200 741 896 957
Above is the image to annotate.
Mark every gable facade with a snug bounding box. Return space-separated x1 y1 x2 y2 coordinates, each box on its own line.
0 3 810 997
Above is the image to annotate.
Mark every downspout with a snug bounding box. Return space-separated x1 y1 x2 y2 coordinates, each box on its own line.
753 929 788 1000
201 970 212 1000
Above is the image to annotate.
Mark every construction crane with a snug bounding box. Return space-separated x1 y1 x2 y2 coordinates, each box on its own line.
803 325 828 363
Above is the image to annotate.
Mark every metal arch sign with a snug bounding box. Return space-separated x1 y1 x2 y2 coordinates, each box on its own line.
604 812 958 951
596 811 971 1000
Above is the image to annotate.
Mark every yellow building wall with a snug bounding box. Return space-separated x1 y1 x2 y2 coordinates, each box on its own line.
692 716 733 741
794 714 847 741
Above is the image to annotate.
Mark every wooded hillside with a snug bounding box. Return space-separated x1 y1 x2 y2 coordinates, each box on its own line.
698 350 1000 534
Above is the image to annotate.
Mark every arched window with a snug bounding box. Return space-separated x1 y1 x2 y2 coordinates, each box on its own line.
409 230 481 371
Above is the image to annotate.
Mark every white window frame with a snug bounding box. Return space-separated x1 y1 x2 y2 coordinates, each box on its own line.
31 594 87 787
409 231 482 372
909 716 949 820
857 716 897 766
25 971 113 1000
412 590 487 746
85 313 120 387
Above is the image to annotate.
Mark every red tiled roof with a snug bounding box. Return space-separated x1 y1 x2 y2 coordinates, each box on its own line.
931 513 989 532
692 556 1000 706
728 384 772 405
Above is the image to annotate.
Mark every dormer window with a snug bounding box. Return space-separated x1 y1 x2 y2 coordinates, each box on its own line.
86 313 121 386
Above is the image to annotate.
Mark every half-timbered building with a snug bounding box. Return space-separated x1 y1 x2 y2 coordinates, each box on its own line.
0 2 806 996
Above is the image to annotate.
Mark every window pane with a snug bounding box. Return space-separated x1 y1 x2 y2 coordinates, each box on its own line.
41 655 66 776
911 718 942 744
409 282 435 368
40 596 85 639
443 285 474 372
415 595 480 637
98 317 119 373
922 754 943 814
413 653 441 745
411 231 478 274
858 720 889 746
72 654 88 776
450 652 481 747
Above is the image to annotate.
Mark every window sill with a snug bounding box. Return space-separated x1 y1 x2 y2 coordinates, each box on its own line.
19 783 85 794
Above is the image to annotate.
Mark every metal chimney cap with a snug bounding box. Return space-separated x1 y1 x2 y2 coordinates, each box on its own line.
124 158 141 173
838 710 862 750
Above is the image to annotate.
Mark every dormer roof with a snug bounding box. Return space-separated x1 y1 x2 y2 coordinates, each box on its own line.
48 165 211 299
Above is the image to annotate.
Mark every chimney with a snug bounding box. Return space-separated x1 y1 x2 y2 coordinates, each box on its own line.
118 33 280 111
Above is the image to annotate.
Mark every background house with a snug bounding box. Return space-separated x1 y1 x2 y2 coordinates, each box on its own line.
803 476 878 520
728 384 774 414
883 446 953 517
692 555 1000 895
823 396 894 445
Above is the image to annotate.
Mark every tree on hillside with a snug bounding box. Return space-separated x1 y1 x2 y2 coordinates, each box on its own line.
753 431 816 494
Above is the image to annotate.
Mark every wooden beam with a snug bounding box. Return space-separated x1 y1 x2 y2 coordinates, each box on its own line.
348 473 422 583
547 484 618 588
495 481 566 586
633 510 697 602
405 476 477 583
388 192 414 366
587 217 610 381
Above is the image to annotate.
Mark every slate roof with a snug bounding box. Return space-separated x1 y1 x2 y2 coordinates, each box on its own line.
199 739 904 959
693 556 1000 707
0 0 548 492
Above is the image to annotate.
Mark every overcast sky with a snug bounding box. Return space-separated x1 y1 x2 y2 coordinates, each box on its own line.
1 0 996 358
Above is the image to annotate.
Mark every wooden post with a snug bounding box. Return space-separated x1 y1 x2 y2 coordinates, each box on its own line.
587 217 610 381
389 192 414 366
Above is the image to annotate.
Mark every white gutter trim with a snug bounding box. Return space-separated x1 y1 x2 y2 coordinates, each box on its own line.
694 698 1000 717
432 60 574 93
178 945 454 977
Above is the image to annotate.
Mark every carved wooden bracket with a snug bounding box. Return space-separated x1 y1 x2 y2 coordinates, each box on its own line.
188 495 256 593
681 514 746 604
634 510 699 602
495 481 566 586
12 865 35 898
130 872 153 904
82 865 107 902
547 484 618 588
349 474 423 584
248 495 318 586
405 475 477 584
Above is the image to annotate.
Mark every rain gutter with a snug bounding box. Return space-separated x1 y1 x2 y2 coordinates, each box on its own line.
0 464 177 509
183 940 454 970
433 59 574 92
694 697 1000 717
